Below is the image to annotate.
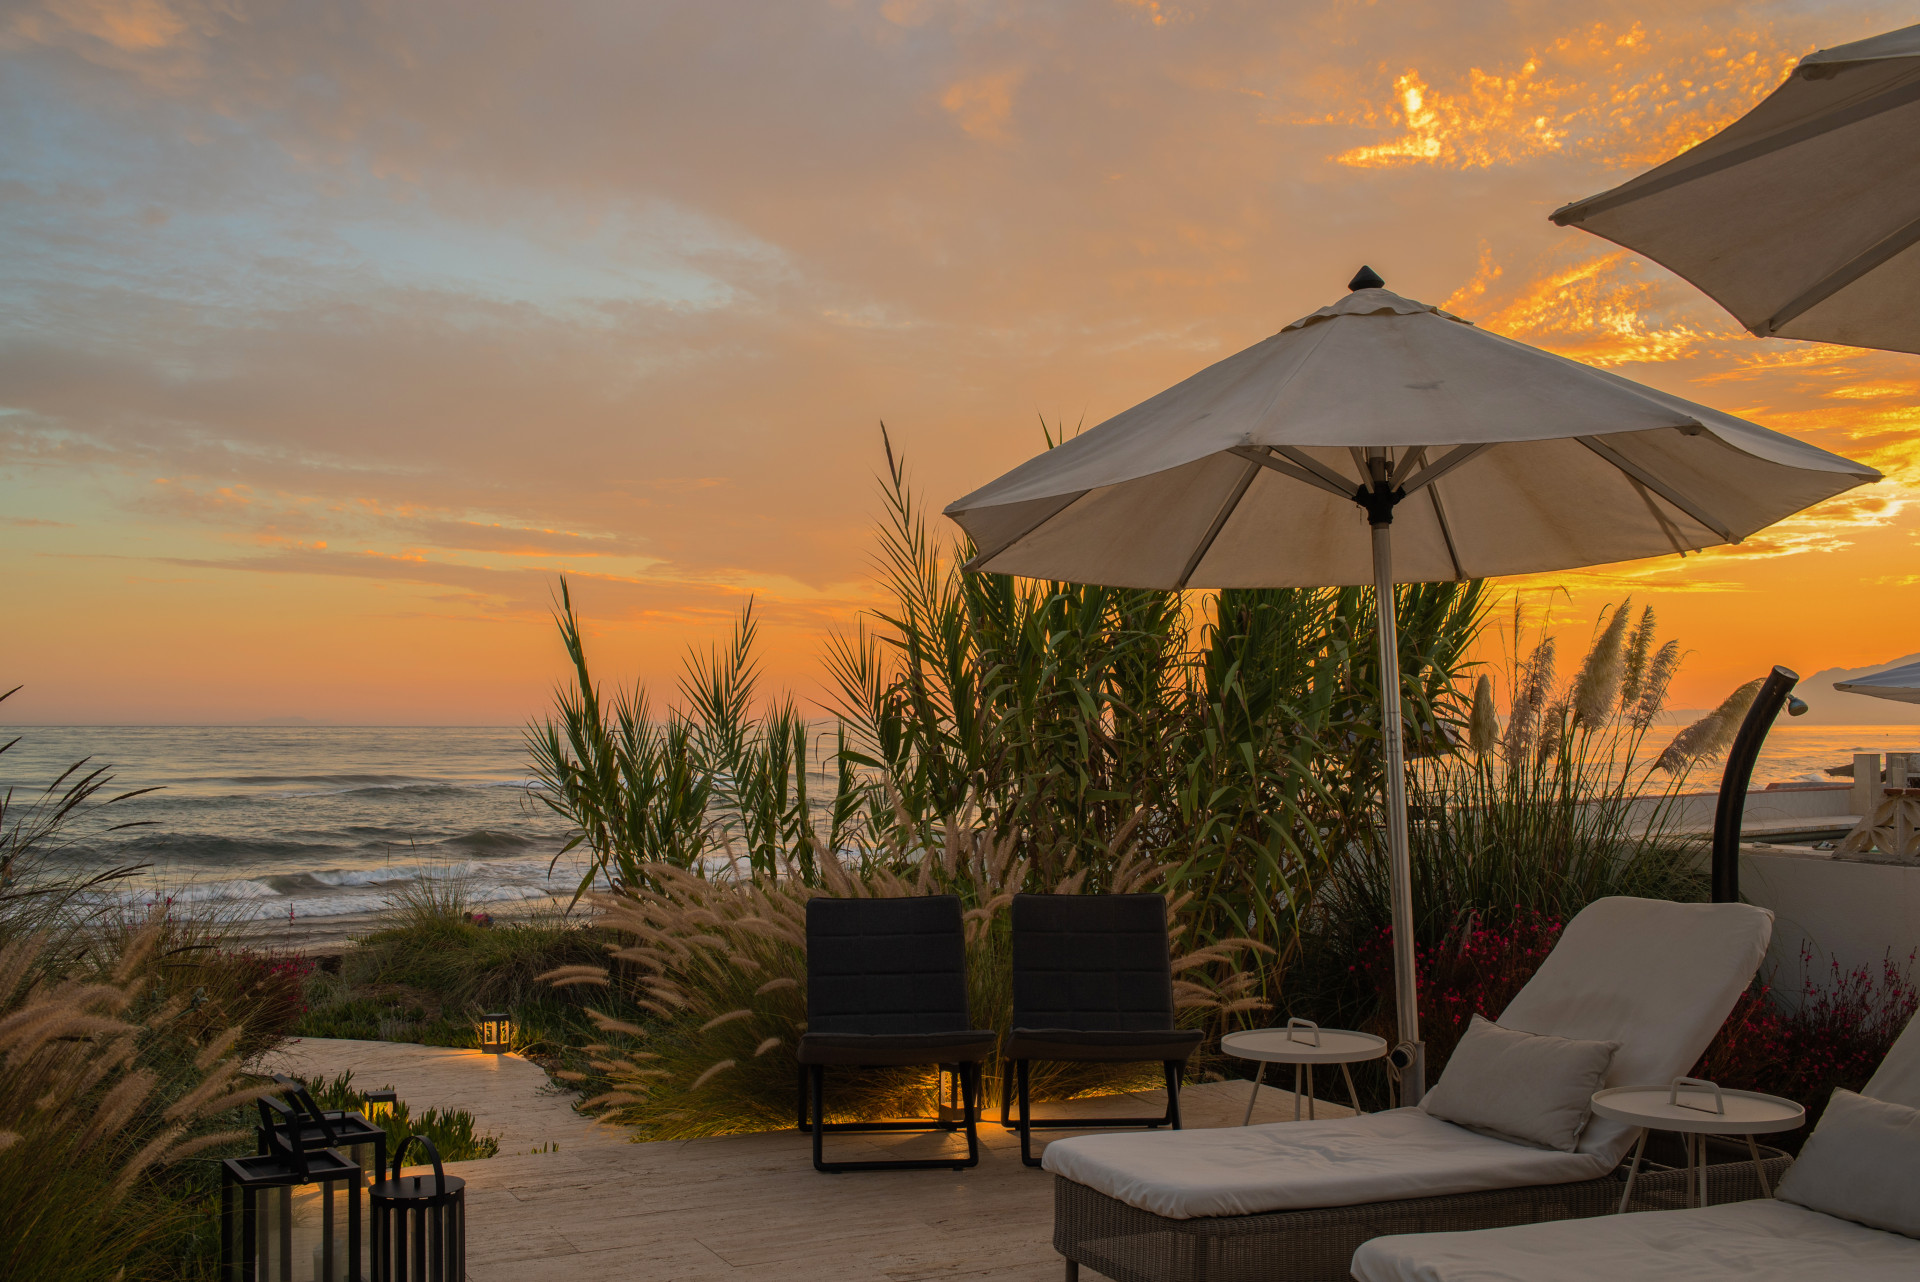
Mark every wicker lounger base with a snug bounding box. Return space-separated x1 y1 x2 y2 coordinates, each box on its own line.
1054 1141 1793 1282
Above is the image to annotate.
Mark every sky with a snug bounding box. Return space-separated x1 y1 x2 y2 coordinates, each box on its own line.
3 0 1919 725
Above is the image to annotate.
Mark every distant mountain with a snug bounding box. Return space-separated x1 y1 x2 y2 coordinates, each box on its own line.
1793 652 1920 724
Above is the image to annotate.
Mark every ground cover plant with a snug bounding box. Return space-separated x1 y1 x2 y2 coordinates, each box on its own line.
295 869 619 1053
301 1069 501 1162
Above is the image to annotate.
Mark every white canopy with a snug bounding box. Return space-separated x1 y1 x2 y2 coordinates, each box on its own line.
1835 659 1920 706
1550 24 1920 355
947 286 1878 586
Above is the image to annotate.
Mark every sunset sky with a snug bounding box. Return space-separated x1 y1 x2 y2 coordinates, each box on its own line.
4 0 1919 725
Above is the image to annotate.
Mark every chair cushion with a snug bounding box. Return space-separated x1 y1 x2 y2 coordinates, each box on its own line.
1041 1107 1613 1218
806 895 973 1036
1864 1012 1920 1109
1777 1088 1920 1238
1493 896 1771 1162
1011 893 1178 1033
797 1030 997 1066
1351 1198 1920 1282
1006 1027 1204 1063
1421 1014 1617 1152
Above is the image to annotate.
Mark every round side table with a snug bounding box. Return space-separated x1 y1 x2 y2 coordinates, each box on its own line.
1221 1020 1387 1126
1591 1077 1804 1212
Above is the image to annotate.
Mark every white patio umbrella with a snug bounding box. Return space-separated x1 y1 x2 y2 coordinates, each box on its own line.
1550 24 1920 355
944 270 1878 1101
1835 659 1920 705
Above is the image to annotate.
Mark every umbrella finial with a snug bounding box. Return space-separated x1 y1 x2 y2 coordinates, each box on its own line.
1348 265 1385 291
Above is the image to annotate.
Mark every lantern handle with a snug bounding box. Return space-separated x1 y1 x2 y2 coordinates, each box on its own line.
272 1074 341 1146
391 1133 448 1194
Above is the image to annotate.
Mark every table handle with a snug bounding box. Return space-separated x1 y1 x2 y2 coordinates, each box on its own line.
1669 1076 1725 1115
1286 1017 1322 1047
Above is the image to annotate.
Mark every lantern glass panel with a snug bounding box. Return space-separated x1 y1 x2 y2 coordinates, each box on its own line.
221 1151 362 1282
479 1013 512 1054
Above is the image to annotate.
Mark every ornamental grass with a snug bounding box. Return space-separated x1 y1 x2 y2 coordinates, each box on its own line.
542 824 1270 1140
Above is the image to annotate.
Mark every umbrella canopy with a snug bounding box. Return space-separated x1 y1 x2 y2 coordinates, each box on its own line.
1835 660 1920 705
1549 24 1920 355
948 284 1877 587
946 272 1878 1102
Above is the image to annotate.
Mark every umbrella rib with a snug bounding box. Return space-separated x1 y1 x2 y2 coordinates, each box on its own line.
1551 76 1920 225
1763 209 1920 333
1399 443 1491 495
1426 482 1466 581
1270 444 1360 494
1629 475 1696 557
1576 436 1736 543
1390 447 1429 486
1228 446 1356 501
960 491 1089 572
1175 458 1262 590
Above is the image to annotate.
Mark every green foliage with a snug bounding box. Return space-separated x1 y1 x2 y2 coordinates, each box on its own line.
300 1070 500 1164
533 443 1489 965
1289 600 1713 1053
296 873 617 1054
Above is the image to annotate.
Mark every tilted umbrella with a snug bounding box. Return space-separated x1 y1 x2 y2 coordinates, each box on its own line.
944 269 1878 1101
1835 659 1920 705
1550 24 1920 355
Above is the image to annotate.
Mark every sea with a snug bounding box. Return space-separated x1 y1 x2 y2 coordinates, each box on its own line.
4 722 1918 937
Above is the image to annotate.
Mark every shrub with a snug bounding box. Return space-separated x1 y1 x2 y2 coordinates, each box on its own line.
1694 946 1919 1144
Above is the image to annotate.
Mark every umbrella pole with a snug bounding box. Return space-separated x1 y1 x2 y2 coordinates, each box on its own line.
1370 519 1425 1104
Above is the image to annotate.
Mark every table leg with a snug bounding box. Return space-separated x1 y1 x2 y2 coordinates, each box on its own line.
1743 1133 1771 1198
1616 1130 1648 1214
1341 1061 1363 1116
1292 1063 1302 1121
1241 1062 1264 1127
1306 1064 1316 1120
1696 1133 1710 1209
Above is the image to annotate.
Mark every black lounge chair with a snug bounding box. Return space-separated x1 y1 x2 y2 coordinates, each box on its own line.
1001 892 1203 1167
796 894 996 1173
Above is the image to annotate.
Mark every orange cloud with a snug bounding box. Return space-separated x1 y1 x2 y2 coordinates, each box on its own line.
1311 20 1803 171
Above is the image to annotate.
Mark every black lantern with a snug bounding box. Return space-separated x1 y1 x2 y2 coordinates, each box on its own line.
477 1012 513 1054
370 1135 466 1281
363 1088 398 1123
260 1075 388 1198
221 1101 362 1282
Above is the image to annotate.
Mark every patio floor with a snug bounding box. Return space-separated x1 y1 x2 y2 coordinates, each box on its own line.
266 1037 1356 1281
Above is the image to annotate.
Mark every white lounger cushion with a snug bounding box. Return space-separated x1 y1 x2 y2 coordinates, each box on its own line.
1492 897 1772 1164
1863 1010 1920 1109
1040 1107 1613 1218
1350 1198 1920 1282
1043 897 1771 1217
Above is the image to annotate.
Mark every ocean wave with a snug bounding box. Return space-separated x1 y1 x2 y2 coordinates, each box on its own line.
107 834 353 861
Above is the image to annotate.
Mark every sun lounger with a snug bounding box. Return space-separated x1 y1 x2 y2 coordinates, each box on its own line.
1047 897 1776 1282
1350 1013 1920 1282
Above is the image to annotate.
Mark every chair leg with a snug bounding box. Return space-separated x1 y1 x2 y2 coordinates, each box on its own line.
1163 1060 1184 1130
796 1064 808 1131
1017 1058 1040 1167
810 1065 831 1173
956 1061 982 1170
1063 1258 1079 1281
999 1060 1016 1129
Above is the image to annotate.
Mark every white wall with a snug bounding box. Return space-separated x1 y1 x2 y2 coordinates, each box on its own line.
1740 849 1920 1002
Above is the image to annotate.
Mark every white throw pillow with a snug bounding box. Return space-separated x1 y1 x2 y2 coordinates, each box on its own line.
1421 1014 1619 1151
1777 1088 1920 1238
